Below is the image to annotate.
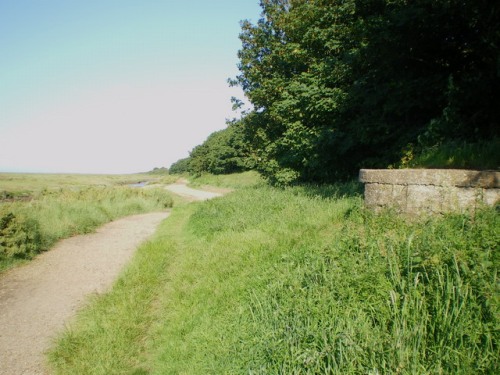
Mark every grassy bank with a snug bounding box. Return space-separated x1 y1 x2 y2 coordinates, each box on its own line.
0 176 174 272
48 180 498 374
188 170 263 189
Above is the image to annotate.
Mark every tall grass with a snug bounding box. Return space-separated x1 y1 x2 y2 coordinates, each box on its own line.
48 182 499 374
0 187 173 271
188 170 264 189
0 172 169 193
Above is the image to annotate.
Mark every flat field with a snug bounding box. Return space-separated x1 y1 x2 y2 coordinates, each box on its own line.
0 172 177 196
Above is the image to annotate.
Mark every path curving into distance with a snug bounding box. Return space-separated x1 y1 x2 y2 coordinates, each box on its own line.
164 183 224 201
0 183 223 375
0 212 169 375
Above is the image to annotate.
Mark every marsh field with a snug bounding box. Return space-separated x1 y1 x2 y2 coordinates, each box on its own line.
1 171 498 374
0 172 176 272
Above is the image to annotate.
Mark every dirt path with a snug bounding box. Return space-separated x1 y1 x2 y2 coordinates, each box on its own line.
0 181 222 374
0 212 169 375
164 183 224 201
0 182 223 374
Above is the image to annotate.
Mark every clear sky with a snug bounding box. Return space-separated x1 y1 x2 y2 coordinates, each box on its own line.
0 0 261 174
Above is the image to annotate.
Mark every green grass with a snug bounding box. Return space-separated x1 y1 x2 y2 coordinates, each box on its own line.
48 204 194 375
1 186 173 272
187 170 264 189
48 181 499 374
0 172 171 195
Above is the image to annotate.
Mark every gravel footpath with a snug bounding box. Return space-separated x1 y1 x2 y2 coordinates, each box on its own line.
164 183 223 201
0 212 169 375
0 182 223 375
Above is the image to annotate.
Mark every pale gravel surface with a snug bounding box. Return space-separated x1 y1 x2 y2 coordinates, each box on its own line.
164 183 223 201
0 183 221 375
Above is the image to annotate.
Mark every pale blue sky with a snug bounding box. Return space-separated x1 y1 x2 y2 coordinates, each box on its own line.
0 0 261 173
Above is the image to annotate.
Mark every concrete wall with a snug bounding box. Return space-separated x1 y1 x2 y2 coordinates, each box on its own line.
359 169 500 215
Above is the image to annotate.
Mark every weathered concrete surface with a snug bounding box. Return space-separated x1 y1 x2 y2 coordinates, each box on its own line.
359 169 500 214
359 169 499 187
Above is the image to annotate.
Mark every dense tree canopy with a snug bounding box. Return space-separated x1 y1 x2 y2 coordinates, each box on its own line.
169 120 254 176
170 0 498 183
231 0 499 184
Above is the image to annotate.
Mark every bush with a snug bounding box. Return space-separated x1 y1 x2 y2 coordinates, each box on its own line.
0 211 41 259
169 157 191 174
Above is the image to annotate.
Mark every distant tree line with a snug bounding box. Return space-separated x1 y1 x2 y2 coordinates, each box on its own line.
171 0 499 184
169 120 255 175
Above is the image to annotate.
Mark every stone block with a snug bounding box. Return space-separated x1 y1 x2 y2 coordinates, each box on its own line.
483 188 500 206
359 169 500 215
359 169 500 188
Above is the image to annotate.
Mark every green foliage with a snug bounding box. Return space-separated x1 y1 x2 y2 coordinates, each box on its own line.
398 138 500 170
145 167 169 175
48 183 499 374
168 157 190 174
170 120 255 176
0 211 41 259
232 0 500 184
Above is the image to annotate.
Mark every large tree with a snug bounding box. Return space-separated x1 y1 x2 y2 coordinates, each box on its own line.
233 0 499 184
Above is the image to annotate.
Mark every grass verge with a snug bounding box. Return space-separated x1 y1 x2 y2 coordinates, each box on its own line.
48 182 499 374
48 205 192 374
187 170 263 189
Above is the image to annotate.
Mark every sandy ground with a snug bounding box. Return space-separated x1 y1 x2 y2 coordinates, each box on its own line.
0 183 220 375
164 183 224 201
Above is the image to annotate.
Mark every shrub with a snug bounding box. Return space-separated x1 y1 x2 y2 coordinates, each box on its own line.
0 211 41 259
